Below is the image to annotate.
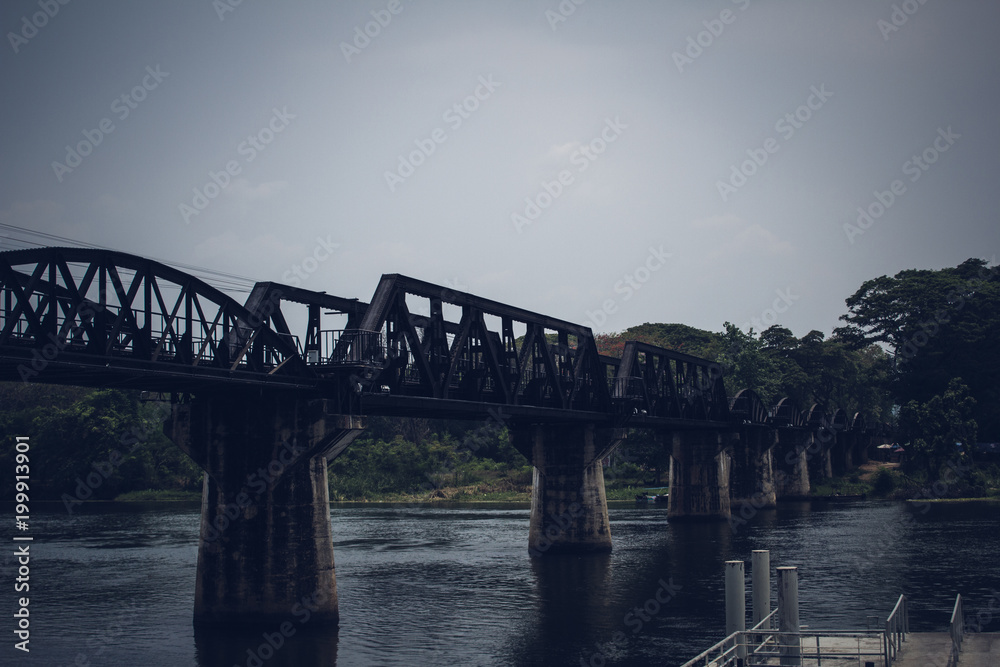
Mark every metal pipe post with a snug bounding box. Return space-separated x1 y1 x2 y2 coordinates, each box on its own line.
777 566 800 665
725 560 746 660
752 549 770 627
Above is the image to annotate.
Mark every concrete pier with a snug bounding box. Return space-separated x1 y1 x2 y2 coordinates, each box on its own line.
729 427 777 508
808 427 835 482
667 430 734 521
512 423 624 554
774 429 811 499
166 391 365 627
831 431 853 476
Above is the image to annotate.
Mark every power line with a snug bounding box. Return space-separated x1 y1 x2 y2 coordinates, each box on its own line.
0 222 258 294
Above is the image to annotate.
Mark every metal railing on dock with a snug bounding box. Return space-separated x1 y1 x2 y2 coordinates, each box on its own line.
681 559 911 667
949 593 964 665
884 593 909 665
680 626 886 666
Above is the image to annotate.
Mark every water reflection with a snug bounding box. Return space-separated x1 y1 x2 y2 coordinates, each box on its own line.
194 625 339 667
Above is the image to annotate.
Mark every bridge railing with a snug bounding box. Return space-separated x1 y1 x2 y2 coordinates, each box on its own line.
317 329 384 366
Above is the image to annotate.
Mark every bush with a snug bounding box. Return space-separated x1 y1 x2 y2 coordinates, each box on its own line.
872 468 897 496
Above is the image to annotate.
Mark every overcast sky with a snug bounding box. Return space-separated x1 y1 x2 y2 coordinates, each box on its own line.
1 0 996 340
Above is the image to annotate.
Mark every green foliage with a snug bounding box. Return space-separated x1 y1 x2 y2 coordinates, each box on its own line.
898 378 977 476
0 383 202 500
836 258 1000 438
595 322 722 359
871 468 898 496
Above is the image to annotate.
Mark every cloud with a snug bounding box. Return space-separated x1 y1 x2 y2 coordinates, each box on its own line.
192 231 303 278
690 214 744 231
712 222 793 261
0 200 65 228
689 215 793 261
226 179 289 203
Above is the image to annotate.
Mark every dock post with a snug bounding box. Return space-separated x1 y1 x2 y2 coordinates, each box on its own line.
752 550 770 627
777 566 800 665
725 560 746 660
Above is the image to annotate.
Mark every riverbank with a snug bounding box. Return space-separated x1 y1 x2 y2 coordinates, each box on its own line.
811 460 1000 500
108 461 1000 504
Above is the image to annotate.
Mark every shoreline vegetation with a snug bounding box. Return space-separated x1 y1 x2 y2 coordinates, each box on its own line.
107 459 1000 504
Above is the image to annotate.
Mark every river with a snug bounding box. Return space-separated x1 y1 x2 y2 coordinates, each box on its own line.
5 499 999 666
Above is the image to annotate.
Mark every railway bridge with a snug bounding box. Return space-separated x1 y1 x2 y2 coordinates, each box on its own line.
0 248 888 626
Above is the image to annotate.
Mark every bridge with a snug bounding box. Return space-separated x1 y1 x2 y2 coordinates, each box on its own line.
0 247 889 627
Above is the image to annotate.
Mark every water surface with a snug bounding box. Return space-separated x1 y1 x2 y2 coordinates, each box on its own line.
5 499 999 666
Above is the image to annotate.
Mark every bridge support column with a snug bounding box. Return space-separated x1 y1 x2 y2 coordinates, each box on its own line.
774 429 811 499
857 434 870 464
808 428 835 482
667 430 733 521
513 423 623 555
729 428 777 509
832 432 852 476
166 391 365 627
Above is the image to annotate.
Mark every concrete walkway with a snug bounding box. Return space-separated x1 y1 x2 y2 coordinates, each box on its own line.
893 632 1000 667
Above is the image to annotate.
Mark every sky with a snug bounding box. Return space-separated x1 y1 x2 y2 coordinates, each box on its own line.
1 0 997 340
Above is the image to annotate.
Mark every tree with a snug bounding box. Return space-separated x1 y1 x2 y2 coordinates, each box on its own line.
898 378 977 477
716 322 782 405
835 258 1000 438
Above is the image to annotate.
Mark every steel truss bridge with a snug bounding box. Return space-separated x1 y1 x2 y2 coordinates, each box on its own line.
0 247 882 435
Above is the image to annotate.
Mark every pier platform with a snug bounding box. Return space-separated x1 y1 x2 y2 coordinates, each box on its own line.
894 631 1000 667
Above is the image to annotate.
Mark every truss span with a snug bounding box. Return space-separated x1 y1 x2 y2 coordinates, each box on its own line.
0 247 316 390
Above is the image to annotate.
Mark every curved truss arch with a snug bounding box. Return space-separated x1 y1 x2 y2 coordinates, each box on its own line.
772 396 806 427
729 388 770 425
806 403 829 428
0 247 311 389
851 412 867 432
831 408 849 430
